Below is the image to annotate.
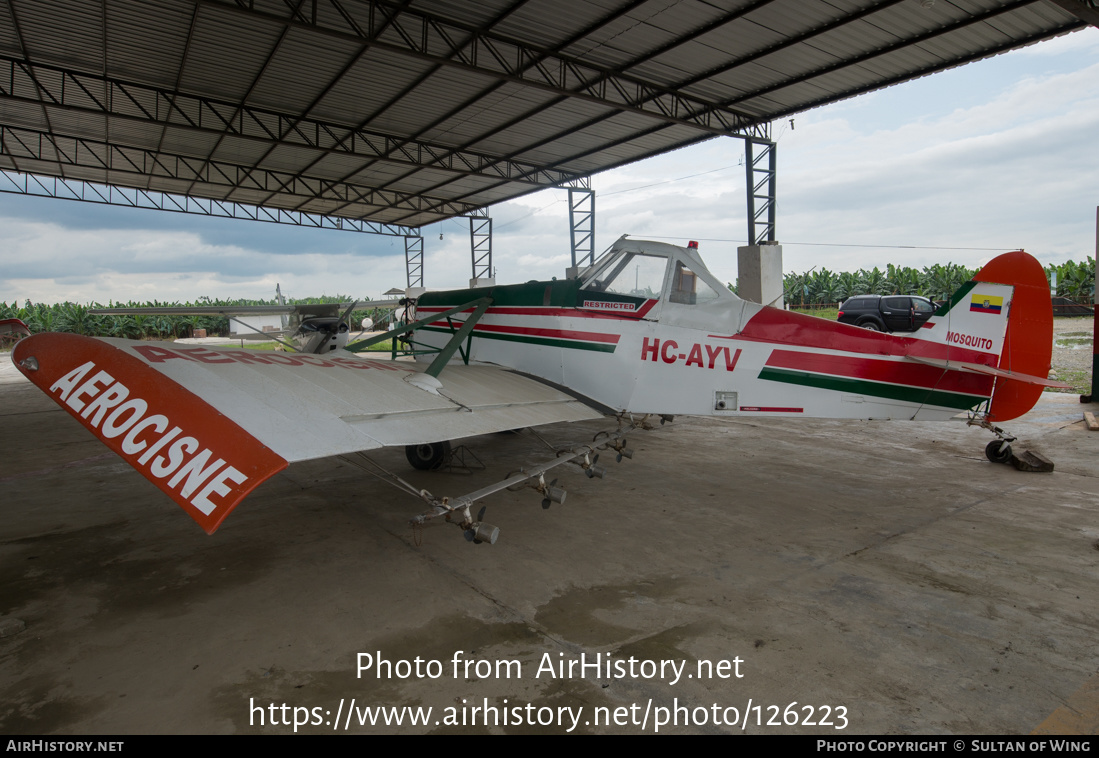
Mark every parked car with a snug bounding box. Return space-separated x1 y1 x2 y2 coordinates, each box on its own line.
837 294 936 332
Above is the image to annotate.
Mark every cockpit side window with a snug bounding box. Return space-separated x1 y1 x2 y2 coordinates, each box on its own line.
669 261 721 305
583 254 667 299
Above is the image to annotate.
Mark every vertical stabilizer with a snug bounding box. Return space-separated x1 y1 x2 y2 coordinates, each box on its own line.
913 251 1053 421
975 251 1054 421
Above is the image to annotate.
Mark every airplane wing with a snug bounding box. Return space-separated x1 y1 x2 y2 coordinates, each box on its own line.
91 300 402 344
89 299 400 318
92 305 314 316
12 333 600 534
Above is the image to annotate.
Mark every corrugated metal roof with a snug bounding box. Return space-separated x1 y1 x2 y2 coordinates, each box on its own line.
0 0 1090 229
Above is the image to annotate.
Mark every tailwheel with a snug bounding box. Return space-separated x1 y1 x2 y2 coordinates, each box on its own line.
405 441 452 470
985 440 1012 464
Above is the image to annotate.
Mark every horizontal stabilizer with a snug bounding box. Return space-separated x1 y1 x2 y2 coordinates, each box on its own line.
905 355 1072 388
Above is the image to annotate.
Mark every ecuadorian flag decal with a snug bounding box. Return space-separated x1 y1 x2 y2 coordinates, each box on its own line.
970 293 1003 315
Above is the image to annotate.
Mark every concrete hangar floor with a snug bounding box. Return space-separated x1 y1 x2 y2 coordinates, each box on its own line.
1 354 1097 735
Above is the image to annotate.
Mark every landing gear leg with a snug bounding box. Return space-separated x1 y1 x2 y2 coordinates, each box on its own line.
968 415 1016 465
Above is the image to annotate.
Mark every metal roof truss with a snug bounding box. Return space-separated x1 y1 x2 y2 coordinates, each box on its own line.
0 0 1090 234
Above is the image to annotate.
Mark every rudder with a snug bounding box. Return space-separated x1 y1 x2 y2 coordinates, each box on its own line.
974 251 1054 421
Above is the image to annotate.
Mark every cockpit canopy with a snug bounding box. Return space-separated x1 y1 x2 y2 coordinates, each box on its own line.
579 237 733 311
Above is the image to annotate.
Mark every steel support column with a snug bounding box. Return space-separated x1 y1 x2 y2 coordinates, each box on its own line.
405 235 424 289
468 209 493 284
568 177 595 268
745 132 777 246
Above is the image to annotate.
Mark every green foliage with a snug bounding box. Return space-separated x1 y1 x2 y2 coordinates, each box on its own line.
1045 257 1095 300
1 294 388 340
779 259 1086 306
7 258 1093 340
799 307 840 321
783 257 1094 307
356 339 394 352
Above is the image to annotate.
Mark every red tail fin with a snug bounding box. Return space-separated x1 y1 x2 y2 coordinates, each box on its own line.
975 252 1054 421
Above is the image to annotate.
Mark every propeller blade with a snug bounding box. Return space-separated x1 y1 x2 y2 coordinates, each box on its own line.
337 300 359 330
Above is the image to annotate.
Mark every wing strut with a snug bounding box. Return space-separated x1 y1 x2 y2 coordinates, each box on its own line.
425 298 492 377
345 296 494 375
223 316 301 353
345 297 492 355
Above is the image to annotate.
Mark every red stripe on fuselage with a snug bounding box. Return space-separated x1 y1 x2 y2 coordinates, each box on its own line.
734 309 996 365
765 349 994 396
739 406 804 413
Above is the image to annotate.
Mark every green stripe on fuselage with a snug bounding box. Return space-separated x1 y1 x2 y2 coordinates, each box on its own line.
933 280 977 317
759 367 987 410
416 278 646 311
420 325 616 352
417 279 581 308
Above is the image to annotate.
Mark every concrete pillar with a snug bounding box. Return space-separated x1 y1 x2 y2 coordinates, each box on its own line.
737 243 784 308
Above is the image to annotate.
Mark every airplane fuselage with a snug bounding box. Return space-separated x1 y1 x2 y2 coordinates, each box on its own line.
412 238 1005 422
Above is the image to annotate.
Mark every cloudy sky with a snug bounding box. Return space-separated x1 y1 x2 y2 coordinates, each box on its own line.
2 26 1098 305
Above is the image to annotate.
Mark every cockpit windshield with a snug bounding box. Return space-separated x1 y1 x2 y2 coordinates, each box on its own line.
582 253 668 300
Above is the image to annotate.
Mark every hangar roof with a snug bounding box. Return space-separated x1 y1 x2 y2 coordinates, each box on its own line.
0 0 1091 229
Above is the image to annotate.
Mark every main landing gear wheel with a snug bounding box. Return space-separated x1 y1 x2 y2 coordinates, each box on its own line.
406 441 452 470
985 440 1013 464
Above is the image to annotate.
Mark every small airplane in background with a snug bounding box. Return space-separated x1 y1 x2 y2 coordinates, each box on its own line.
12 236 1065 544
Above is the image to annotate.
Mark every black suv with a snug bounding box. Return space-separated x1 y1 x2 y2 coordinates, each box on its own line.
837 295 936 332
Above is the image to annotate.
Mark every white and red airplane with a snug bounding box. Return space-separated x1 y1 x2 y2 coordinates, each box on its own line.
11 236 1063 543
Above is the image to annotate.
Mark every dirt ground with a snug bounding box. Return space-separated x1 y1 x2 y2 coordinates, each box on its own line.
1051 317 1095 394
